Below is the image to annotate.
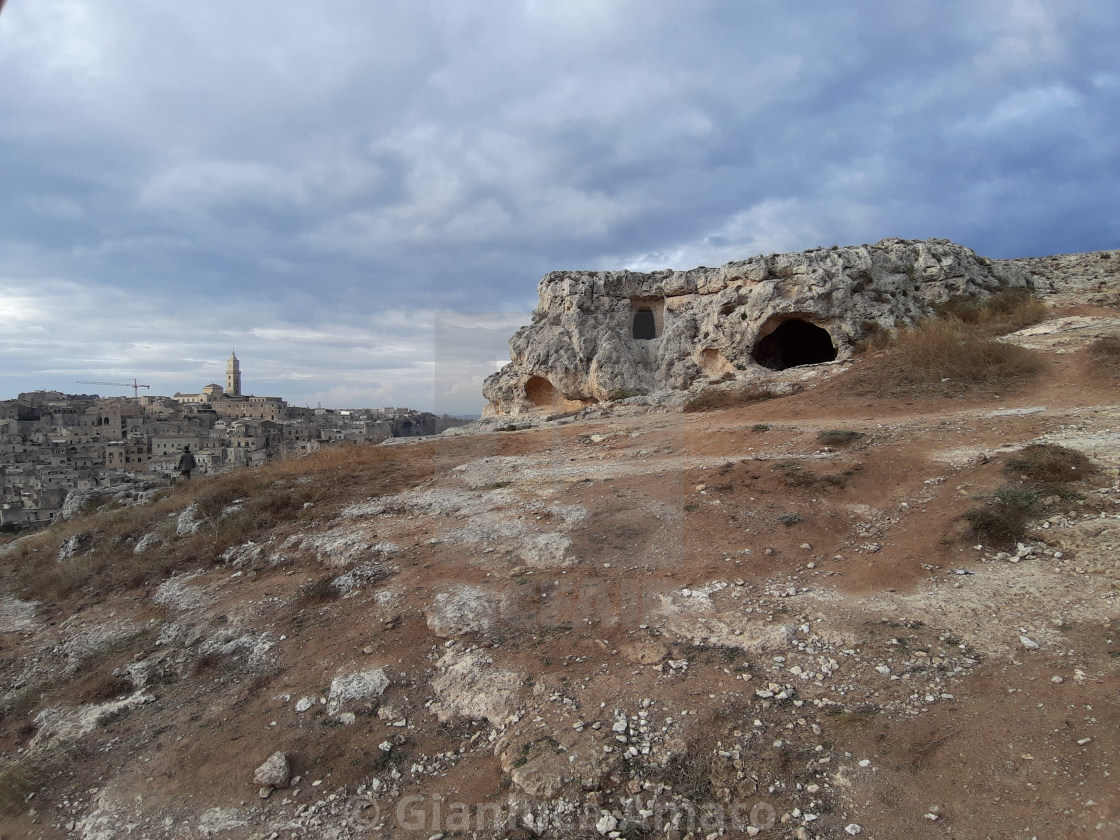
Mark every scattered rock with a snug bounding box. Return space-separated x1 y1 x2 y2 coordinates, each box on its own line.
133 533 162 555
253 751 291 789
176 503 207 536
57 533 92 562
327 667 390 715
426 584 499 637
430 649 523 723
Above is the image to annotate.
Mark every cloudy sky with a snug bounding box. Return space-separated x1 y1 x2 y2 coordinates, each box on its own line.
1 1 1117 414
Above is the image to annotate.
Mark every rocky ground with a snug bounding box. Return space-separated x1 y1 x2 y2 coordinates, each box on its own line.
0 253 1118 840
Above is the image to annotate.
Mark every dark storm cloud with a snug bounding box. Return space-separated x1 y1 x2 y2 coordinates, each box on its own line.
1 0 1117 413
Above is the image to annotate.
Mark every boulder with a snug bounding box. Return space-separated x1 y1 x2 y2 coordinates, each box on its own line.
176 503 206 536
253 751 291 788
326 666 389 714
430 649 523 724
483 238 1031 415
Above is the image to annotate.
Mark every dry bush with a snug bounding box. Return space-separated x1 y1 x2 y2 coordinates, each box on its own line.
1005 444 1094 484
683 383 795 413
0 755 39 815
935 289 1048 334
847 318 1043 397
1087 335 1120 379
853 320 895 354
964 485 1041 546
817 429 866 446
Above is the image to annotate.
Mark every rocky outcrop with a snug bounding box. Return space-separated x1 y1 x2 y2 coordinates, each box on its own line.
483 237 1031 415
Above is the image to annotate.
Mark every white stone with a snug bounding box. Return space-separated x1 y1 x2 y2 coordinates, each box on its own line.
327 667 389 714
596 814 618 834
253 752 290 788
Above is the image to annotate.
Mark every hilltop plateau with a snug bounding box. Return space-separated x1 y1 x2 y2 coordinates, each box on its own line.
0 246 1118 840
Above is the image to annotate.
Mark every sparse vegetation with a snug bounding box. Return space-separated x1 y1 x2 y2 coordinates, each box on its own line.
1087 334 1120 379
846 316 1043 397
817 429 866 446
964 485 1041 546
296 574 342 605
0 755 39 815
853 320 894 354
934 288 1048 334
1004 444 1094 483
847 289 1047 395
773 460 860 490
2 439 439 605
683 383 796 413
965 443 1098 546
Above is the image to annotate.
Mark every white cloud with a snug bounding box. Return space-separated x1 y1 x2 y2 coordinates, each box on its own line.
614 199 824 271
970 84 1081 134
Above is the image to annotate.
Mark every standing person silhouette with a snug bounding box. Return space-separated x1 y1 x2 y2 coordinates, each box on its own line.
177 445 197 480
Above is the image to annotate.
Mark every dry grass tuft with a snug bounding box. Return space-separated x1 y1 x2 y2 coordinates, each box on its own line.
846 317 1043 398
1005 444 1094 484
0 755 39 815
683 383 799 413
1087 335 1120 380
935 289 1048 334
817 429 866 447
964 485 1041 546
965 444 1095 546
891 320 1043 386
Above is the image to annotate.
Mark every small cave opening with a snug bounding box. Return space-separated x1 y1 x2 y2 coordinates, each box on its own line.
632 308 657 340
525 376 558 409
751 318 837 370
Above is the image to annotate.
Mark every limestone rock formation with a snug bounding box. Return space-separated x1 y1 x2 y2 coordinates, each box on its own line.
482 237 1031 415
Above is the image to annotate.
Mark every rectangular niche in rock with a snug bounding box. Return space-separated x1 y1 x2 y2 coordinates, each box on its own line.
630 297 665 340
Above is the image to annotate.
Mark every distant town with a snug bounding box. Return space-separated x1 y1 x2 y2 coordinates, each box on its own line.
0 352 468 529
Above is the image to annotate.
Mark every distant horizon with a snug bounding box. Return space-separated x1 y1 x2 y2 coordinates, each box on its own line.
2 384 483 418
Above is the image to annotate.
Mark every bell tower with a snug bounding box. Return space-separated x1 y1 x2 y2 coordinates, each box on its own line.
226 351 242 397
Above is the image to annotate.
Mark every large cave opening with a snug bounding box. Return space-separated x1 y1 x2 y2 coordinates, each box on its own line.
751 318 837 370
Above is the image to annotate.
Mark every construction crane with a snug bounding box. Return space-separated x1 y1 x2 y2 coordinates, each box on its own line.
76 379 152 398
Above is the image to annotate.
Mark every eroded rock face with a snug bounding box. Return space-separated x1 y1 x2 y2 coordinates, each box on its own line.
483 237 1030 415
